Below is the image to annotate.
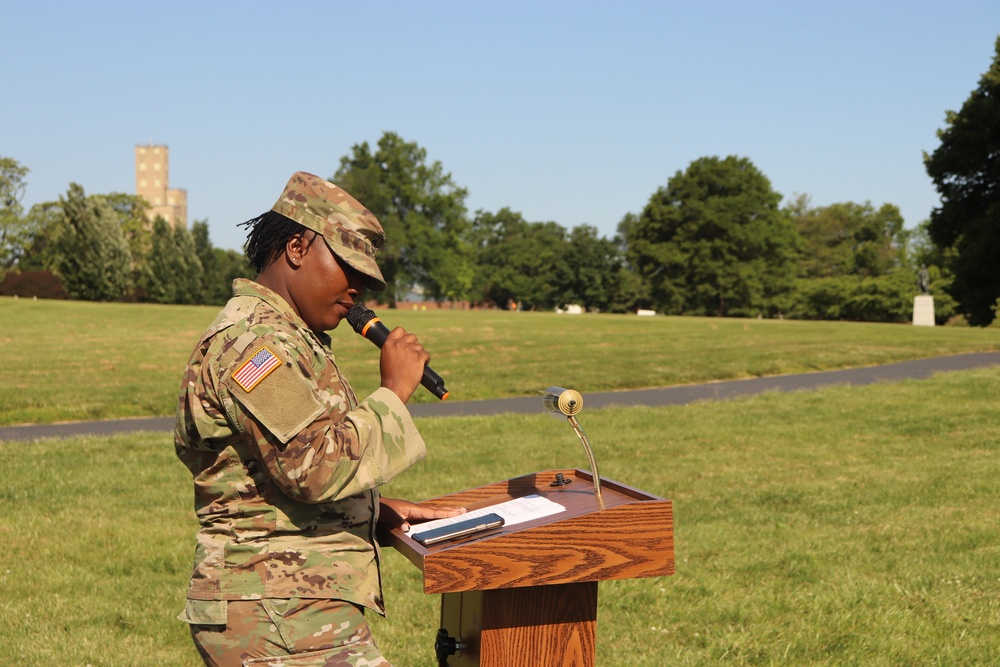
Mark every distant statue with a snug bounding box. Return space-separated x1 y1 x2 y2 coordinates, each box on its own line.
917 264 930 295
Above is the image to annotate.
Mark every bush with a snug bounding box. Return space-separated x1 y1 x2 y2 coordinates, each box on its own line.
792 271 918 323
0 269 67 299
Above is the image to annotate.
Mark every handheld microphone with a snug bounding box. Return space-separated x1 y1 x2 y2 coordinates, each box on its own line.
346 304 450 400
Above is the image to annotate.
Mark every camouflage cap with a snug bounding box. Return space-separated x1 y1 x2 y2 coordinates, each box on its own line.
271 172 387 291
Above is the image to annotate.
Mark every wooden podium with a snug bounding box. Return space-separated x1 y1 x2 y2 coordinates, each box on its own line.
380 468 674 666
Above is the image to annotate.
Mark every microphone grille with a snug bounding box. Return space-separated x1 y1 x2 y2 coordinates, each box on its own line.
542 387 584 416
346 304 376 335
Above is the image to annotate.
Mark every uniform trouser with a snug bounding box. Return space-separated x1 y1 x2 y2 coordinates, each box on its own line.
189 598 392 667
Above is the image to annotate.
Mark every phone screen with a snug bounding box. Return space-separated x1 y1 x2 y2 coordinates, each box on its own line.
411 512 505 546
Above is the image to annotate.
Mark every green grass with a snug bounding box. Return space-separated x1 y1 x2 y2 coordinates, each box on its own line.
1 296 998 425
2 368 998 665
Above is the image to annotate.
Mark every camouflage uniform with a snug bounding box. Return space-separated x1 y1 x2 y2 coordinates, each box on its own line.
189 597 389 666
175 173 424 666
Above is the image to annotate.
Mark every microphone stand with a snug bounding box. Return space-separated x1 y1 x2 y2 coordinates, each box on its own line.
568 414 603 506
542 387 604 507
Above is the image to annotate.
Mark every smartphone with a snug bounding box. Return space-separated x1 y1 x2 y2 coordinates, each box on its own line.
411 512 505 546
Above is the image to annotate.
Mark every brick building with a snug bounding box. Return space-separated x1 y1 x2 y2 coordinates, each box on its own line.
134 144 187 227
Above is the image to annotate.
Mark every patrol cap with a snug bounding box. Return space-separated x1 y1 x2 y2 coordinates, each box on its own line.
271 171 387 291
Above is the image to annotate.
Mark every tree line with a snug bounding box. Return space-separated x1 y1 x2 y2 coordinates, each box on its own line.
0 171 252 305
1 38 997 323
0 147 972 323
325 133 967 323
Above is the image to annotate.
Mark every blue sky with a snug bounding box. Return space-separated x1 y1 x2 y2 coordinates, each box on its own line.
3 1 998 251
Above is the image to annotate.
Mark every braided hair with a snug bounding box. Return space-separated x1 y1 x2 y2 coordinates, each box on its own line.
240 211 313 273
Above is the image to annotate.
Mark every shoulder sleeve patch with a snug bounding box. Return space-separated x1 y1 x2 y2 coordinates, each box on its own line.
224 343 325 444
231 345 282 392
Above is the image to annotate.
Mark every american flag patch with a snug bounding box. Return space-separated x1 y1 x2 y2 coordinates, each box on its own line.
232 345 282 392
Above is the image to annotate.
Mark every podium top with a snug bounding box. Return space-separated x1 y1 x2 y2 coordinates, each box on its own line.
381 469 674 594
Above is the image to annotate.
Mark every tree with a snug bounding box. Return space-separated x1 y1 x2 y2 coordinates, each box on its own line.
192 220 220 302
790 198 909 279
172 223 205 304
609 213 653 313
140 217 179 303
624 156 798 317
102 192 151 245
472 213 622 312
15 201 65 273
924 36 1000 325
188 221 253 304
212 247 254 304
140 217 203 304
470 208 575 310
0 157 31 280
101 192 152 291
16 191 157 301
793 273 917 323
55 184 132 301
563 225 622 312
787 198 920 323
333 132 470 306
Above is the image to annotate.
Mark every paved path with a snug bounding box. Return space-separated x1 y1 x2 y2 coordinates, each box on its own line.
2 351 998 443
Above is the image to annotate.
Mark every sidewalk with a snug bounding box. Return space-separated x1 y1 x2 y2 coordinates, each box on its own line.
2 352 998 443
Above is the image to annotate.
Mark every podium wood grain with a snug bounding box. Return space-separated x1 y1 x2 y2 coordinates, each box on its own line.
384 469 674 594
381 469 673 666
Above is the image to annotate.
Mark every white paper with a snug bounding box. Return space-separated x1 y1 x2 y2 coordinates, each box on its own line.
405 493 566 538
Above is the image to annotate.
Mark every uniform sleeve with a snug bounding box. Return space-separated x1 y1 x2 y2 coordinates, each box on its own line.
220 331 426 504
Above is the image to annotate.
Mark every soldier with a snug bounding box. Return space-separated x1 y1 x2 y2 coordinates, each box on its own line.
174 172 463 666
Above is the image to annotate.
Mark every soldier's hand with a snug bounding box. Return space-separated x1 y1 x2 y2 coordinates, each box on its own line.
379 497 466 533
379 327 429 404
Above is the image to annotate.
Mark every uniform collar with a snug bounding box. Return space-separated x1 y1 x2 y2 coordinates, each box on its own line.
231 278 332 345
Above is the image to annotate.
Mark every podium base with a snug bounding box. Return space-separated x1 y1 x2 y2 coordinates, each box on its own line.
913 295 935 326
441 582 597 666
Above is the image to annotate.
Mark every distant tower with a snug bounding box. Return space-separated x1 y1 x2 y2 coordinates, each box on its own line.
134 144 188 227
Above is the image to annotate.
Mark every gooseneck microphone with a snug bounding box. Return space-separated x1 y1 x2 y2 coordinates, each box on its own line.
346 304 450 400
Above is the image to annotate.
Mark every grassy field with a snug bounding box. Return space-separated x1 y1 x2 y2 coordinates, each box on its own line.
2 367 999 665
1 296 998 426
1 297 998 664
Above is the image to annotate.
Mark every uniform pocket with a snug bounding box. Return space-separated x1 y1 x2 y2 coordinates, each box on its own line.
241 641 390 666
177 598 228 626
245 599 390 665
